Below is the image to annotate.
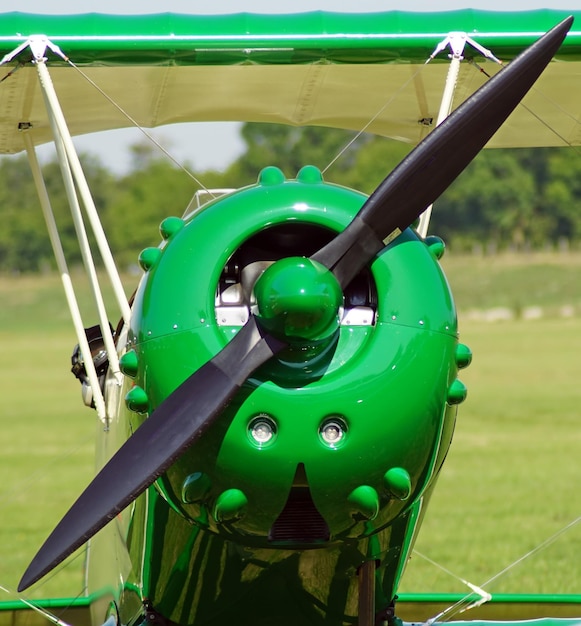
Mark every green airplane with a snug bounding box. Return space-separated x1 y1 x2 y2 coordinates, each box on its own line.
0 10 579 626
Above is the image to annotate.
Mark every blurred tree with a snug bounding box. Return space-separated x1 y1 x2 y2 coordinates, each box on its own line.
0 155 50 272
2 126 581 274
103 153 197 268
431 148 569 250
543 148 581 242
222 122 367 187
336 135 411 193
42 154 118 265
434 150 537 247
0 153 115 272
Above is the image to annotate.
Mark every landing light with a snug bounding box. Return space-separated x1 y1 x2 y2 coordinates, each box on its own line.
249 415 277 446
320 418 347 447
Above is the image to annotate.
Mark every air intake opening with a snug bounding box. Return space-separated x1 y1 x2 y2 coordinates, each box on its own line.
268 465 330 544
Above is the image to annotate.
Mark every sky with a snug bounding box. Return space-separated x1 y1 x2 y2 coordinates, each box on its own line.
10 0 581 173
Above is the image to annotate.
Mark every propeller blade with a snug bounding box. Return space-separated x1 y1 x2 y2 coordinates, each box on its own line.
313 16 573 288
18 317 285 591
19 16 572 592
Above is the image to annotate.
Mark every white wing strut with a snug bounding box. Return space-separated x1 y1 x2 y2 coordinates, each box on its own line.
23 134 108 423
33 53 131 325
39 69 123 377
5 36 134 424
417 32 502 238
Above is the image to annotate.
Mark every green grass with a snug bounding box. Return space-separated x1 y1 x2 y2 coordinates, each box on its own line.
1 255 581 602
399 317 581 596
0 271 136 601
0 271 134 332
441 250 581 316
405 253 581 599
0 328 95 600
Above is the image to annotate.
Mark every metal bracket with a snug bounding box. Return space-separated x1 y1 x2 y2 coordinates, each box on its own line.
143 601 177 626
428 31 502 64
418 32 502 238
0 34 68 66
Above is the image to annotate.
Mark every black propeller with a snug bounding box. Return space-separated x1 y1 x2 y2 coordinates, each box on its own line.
19 16 572 592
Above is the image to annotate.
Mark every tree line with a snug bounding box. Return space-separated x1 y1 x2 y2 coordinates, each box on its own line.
1 122 580 273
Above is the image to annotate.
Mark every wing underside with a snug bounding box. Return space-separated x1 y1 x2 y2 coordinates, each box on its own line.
0 10 581 154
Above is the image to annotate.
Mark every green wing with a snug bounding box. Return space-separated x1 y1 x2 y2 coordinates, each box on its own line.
0 10 580 154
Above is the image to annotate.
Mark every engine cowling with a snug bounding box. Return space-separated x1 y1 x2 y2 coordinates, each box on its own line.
121 165 468 547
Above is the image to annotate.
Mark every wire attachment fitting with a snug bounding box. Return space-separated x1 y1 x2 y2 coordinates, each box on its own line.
0 35 69 66
428 31 502 64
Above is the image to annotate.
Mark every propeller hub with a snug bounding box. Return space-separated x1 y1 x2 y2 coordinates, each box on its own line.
254 257 342 343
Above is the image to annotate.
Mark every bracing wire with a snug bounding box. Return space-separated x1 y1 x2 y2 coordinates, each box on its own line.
321 64 425 175
324 50 581 184
468 57 581 157
64 59 215 197
0 61 23 83
418 514 581 625
0 584 73 626
3 30 581 626
413 551 491 622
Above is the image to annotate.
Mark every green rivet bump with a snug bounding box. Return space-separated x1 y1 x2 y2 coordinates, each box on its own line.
125 385 149 414
297 165 323 184
258 166 285 186
383 467 411 501
119 350 139 378
254 257 342 342
425 235 446 259
447 379 468 405
213 489 248 523
182 472 211 504
455 343 473 369
138 247 161 271
160 216 185 240
347 485 380 520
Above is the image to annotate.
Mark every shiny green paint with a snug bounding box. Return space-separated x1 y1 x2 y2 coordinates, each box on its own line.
1 11 581 63
110 167 467 624
118 350 138 378
159 216 185 240
455 343 473 370
347 486 380 520
137 247 161 272
121 482 438 625
254 257 342 342
384 467 412 501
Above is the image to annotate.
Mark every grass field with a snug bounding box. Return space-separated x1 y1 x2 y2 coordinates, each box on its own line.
1 253 581 602
400 316 581 596
0 272 130 600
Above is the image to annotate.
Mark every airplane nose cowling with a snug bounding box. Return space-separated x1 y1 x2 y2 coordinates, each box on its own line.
128 171 462 546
